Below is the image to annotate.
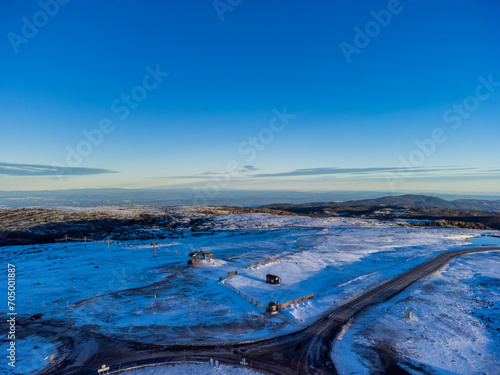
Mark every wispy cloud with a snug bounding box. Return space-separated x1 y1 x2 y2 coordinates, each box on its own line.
253 166 475 178
163 164 259 179
157 165 499 186
387 173 500 182
0 162 117 176
241 165 258 172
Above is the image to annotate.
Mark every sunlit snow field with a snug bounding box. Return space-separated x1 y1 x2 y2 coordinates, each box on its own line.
331 249 500 375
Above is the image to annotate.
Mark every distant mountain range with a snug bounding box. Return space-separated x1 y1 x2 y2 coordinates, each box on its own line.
0 189 499 208
263 194 500 230
1 193 500 246
264 194 500 213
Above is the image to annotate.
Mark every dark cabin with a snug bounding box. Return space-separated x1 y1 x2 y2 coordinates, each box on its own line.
266 274 281 284
268 301 279 313
188 249 214 264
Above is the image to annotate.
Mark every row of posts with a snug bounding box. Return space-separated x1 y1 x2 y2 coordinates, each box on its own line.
62 236 179 258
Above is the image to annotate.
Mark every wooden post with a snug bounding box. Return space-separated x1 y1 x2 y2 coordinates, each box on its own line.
65 235 68 242
107 238 110 249
84 237 87 248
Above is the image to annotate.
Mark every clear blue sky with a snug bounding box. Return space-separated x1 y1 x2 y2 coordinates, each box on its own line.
1 0 499 193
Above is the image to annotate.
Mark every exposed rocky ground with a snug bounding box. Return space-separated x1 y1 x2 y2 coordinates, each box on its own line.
0 205 296 246
1 194 499 247
410 219 493 230
264 194 500 230
264 194 500 212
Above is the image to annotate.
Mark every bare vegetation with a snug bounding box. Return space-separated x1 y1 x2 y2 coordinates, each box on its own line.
0 205 296 246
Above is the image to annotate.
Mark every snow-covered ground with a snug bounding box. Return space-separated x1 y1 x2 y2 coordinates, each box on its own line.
123 362 261 374
2 336 57 375
0 212 498 374
331 249 500 375
198 212 361 230
225 224 480 323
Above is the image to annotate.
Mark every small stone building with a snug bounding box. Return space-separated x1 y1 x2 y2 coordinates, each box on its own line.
266 274 281 284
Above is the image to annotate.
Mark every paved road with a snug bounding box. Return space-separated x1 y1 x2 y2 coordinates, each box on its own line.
40 246 499 375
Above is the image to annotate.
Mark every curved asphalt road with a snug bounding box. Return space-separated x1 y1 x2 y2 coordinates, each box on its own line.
41 246 499 375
